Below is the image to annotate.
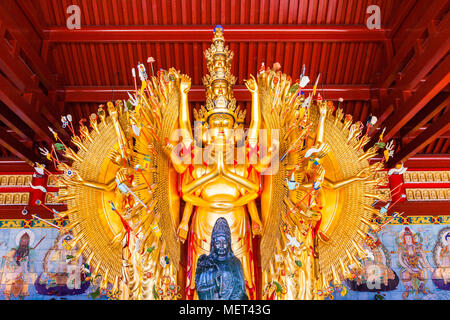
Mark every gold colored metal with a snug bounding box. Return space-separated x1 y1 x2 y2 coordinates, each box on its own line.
56 26 385 300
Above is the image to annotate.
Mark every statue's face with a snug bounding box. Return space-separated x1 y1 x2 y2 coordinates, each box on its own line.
207 113 235 143
213 235 228 259
212 80 228 97
213 55 226 70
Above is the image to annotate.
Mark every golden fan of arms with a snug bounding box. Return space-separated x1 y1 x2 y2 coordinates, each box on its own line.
53 26 385 300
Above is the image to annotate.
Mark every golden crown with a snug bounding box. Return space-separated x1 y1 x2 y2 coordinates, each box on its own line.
195 25 246 125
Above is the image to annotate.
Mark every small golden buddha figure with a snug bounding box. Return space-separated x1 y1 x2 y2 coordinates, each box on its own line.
419 172 425 182
24 176 32 186
8 176 15 186
16 176 24 186
403 172 411 183
407 190 414 200
21 193 29 205
414 190 422 200
430 190 437 200
13 194 20 204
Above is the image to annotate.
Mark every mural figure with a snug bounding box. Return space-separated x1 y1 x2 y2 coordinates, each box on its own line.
0 230 38 299
35 232 90 296
195 218 248 300
347 232 399 292
432 227 450 290
397 227 434 299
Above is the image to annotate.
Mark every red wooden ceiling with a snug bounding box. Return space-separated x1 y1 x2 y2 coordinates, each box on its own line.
0 0 448 163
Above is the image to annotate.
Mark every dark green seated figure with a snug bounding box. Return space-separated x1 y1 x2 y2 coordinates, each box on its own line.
195 218 249 300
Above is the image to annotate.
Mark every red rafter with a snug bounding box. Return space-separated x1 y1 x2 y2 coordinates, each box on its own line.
43 25 389 43
60 84 372 103
389 109 450 165
0 126 34 162
379 56 450 141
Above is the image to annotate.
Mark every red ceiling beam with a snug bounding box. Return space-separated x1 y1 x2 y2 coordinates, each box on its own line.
400 94 449 142
403 155 450 169
60 84 372 103
378 0 448 89
0 74 52 144
0 126 35 163
14 0 45 40
0 104 32 142
44 25 389 43
0 38 36 93
388 109 450 165
0 1 58 91
396 13 450 90
379 55 450 141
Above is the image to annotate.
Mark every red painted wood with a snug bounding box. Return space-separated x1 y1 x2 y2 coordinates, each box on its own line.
61 84 373 103
389 109 450 164
383 56 450 141
43 25 389 43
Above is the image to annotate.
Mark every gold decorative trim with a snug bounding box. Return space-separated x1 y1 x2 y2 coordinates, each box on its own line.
405 188 450 201
0 175 33 187
0 192 30 205
0 216 446 229
403 171 450 183
0 219 67 228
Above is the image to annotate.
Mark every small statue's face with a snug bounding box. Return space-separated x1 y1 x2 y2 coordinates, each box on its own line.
212 80 228 97
213 235 228 259
207 114 235 144
213 55 226 70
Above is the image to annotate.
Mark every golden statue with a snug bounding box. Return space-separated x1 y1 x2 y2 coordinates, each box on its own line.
50 26 386 300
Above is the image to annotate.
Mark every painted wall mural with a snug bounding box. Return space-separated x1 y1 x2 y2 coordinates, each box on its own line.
0 217 448 300
0 220 110 300
333 216 450 300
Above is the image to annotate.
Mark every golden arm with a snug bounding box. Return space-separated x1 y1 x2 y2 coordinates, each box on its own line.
302 176 367 190
254 140 279 173
177 202 193 242
315 102 327 145
108 102 130 162
163 144 189 174
247 199 263 236
77 179 116 192
244 75 261 148
218 150 260 193
182 191 258 209
63 172 117 192
179 75 193 147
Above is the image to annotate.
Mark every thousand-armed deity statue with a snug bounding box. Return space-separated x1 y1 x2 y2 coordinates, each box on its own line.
41 25 389 300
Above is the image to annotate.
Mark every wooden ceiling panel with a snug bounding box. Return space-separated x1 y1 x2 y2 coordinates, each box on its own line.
0 0 446 162
49 41 384 87
35 0 400 27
